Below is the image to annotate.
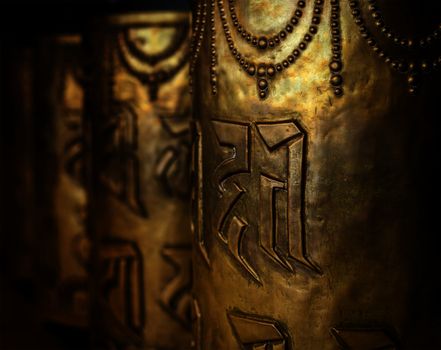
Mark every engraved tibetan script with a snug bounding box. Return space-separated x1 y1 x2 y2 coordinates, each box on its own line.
101 102 147 217
99 240 145 335
210 118 319 282
228 310 291 350
160 246 192 329
330 327 398 349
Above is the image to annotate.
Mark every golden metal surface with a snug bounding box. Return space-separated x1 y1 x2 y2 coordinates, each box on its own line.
86 12 192 349
192 0 440 349
36 35 90 328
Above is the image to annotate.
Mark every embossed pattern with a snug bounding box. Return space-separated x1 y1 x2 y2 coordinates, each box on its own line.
207 118 319 282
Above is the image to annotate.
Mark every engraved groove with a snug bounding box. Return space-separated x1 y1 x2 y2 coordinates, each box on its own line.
227 310 292 350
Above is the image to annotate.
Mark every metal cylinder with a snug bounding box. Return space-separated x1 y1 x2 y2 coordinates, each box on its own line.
36 35 90 330
191 0 440 349
85 13 192 349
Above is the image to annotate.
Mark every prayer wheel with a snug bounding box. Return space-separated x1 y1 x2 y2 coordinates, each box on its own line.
191 0 441 349
85 12 193 349
36 35 90 330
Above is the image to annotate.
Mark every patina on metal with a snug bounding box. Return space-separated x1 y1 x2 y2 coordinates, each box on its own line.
191 0 440 349
85 13 192 349
33 34 90 329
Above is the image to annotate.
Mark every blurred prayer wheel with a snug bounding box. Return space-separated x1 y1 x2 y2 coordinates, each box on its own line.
34 34 90 331
191 0 440 349
85 12 192 349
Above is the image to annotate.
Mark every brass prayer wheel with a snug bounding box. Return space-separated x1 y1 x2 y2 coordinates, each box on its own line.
32 35 90 336
85 12 192 349
191 0 440 349
1 31 91 348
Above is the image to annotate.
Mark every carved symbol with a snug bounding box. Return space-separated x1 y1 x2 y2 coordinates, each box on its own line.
191 121 210 265
116 22 190 101
211 118 320 282
330 327 398 349
155 106 191 198
228 310 292 350
256 121 318 272
191 298 202 350
160 246 192 329
101 102 147 217
99 240 145 336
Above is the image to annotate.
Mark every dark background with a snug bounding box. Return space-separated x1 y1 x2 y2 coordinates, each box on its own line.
0 2 190 349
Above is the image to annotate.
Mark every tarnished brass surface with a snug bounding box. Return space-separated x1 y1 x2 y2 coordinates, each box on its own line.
1 33 91 349
30 35 90 330
192 0 440 349
44 35 90 327
86 13 192 349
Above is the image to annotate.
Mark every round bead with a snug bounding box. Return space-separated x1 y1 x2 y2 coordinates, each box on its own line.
330 74 343 86
334 87 343 96
258 79 268 89
421 61 429 72
407 74 418 86
258 36 268 49
257 64 266 76
314 6 322 14
367 38 376 46
329 60 342 72
247 64 256 76
408 87 417 94
267 65 276 76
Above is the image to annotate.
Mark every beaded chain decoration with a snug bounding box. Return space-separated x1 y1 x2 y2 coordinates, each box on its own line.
349 0 441 94
217 0 325 100
116 24 190 101
366 0 440 49
209 0 218 94
190 0 349 100
189 1 208 94
329 0 344 96
228 0 308 50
